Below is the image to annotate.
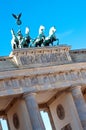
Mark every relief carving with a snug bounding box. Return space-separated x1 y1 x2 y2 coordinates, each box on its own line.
18 79 25 87
41 54 47 63
0 81 5 91
5 80 12 89
11 79 18 88
35 54 41 63
56 104 65 120
43 76 50 83
81 70 86 79
13 113 20 129
17 48 70 66
31 77 38 86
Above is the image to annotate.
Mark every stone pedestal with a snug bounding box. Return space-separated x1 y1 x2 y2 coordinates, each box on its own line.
71 86 86 130
24 93 45 130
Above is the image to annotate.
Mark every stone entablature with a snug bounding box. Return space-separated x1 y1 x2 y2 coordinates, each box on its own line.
0 46 86 96
0 46 86 71
10 46 72 67
0 57 18 71
0 62 86 96
70 49 86 62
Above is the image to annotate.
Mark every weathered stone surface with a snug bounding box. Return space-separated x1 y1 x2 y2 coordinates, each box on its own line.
71 86 86 130
24 93 46 130
70 49 86 62
10 46 72 67
0 46 86 130
0 46 85 96
0 57 18 71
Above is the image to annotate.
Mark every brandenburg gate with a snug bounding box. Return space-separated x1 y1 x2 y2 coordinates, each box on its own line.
0 15 86 129
0 46 86 130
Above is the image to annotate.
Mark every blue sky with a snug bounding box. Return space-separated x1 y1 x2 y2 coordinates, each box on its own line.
0 0 86 129
0 0 86 56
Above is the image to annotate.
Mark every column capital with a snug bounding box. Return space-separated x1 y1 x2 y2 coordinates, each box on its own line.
67 85 82 94
70 85 81 91
23 92 37 99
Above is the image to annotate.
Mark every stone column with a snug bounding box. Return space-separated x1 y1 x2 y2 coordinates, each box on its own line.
71 86 86 130
23 93 45 130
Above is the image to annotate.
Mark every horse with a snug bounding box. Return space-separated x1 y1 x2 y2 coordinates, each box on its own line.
32 25 45 47
43 26 58 46
24 27 31 48
11 29 19 49
19 27 31 48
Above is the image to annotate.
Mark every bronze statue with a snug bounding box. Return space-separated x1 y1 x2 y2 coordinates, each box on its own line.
17 29 23 48
18 27 31 48
12 13 22 25
24 27 31 48
32 25 45 47
11 29 19 49
11 13 59 49
43 26 58 46
11 27 32 49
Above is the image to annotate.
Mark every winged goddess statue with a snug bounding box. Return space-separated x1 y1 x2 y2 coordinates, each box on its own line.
12 13 22 25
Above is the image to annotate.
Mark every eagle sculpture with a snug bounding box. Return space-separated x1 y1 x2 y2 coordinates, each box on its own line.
12 13 22 25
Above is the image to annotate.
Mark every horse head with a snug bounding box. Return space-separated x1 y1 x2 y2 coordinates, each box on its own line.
39 25 45 35
11 29 19 49
24 27 31 47
43 26 57 46
49 26 56 36
32 25 45 47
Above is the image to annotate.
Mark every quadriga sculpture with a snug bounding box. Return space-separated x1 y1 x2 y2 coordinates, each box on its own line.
11 26 59 49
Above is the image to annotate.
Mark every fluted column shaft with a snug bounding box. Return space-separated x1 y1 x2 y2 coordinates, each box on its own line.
71 86 86 130
24 93 45 130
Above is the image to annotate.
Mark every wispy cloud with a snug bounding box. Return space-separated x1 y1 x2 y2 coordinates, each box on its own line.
57 30 74 38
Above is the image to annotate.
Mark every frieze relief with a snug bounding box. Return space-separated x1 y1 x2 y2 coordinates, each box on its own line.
19 52 71 66
0 69 86 95
11 79 19 88
11 46 70 56
0 81 6 91
80 70 86 79
11 46 72 66
30 77 39 86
